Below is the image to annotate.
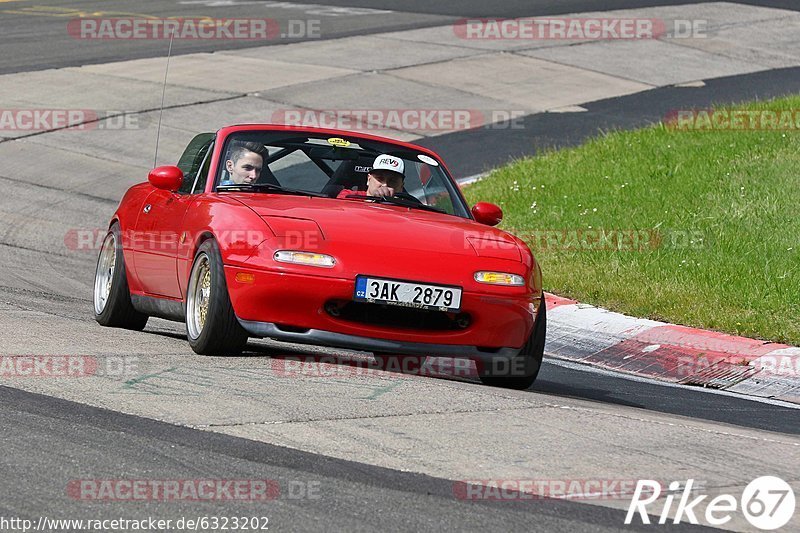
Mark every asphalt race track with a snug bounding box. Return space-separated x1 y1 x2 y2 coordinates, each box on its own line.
0 0 797 74
1 1 799 531
3 385 715 532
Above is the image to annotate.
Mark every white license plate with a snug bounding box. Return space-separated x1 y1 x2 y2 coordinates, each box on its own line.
354 276 462 312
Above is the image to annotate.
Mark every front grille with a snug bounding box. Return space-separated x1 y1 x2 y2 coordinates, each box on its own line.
327 300 470 331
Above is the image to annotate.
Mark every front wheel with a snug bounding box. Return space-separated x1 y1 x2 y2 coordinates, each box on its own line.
93 223 148 330
479 301 546 390
186 239 248 356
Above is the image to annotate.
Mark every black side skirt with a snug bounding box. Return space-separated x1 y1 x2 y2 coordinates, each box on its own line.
130 294 184 322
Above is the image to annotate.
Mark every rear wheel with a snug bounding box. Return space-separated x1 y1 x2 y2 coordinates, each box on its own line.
186 239 248 356
479 301 546 390
93 223 148 330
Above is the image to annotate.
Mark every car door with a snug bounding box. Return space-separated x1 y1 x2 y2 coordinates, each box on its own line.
132 133 214 299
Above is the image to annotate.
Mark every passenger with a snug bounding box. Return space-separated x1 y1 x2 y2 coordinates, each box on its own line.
220 142 267 186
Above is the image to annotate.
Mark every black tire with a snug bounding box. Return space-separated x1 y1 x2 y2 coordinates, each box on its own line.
93 223 148 331
479 301 546 390
185 239 248 356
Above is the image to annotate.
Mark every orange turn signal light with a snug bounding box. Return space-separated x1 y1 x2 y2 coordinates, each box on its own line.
235 272 256 284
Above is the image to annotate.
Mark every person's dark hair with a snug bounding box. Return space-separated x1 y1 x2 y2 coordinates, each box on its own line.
227 141 268 163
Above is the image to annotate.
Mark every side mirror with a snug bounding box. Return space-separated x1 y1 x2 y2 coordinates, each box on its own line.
148 166 183 192
471 202 503 226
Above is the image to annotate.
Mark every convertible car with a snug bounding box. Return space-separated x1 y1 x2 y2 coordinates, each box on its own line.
93 125 545 388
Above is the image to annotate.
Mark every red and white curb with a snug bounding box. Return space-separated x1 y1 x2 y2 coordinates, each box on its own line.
544 294 800 405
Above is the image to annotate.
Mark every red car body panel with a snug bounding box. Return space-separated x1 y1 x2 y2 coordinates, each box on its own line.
132 188 192 298
111 125 543 355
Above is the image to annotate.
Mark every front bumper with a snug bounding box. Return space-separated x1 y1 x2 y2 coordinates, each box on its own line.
225 265 537 350
237 319 522 360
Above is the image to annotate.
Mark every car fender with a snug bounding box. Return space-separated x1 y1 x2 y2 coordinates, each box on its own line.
176 195 276 297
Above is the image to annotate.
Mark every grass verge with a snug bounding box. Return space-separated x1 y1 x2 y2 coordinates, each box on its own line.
463 96 800 345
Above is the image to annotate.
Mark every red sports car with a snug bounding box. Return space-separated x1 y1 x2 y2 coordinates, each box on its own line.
93 125 545 388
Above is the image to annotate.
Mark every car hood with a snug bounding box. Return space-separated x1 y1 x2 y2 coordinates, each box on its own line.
230 194 524 264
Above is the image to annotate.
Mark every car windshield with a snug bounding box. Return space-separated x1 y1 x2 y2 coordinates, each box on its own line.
215 131 470 218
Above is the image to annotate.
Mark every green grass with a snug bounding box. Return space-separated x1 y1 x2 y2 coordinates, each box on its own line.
463 96 800 345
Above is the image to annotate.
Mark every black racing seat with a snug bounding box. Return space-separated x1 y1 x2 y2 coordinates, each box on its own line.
254 164 281 187
321 156 375 197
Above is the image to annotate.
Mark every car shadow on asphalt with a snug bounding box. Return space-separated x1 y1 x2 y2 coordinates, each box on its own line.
531 377 644 410
140 325 640 404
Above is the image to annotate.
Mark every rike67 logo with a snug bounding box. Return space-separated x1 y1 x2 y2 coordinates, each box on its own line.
626 477 795 530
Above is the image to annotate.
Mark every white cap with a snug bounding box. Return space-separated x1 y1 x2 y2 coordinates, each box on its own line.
372 154 404 176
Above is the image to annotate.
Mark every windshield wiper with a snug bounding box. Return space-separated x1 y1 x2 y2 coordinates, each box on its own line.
347 194 446 214
217 183 328 198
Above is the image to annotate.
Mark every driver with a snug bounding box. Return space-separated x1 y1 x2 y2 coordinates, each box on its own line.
338 154 405 198
220 141 267 186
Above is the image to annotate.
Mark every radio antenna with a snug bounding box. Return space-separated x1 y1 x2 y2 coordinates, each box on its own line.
153 30 175 168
